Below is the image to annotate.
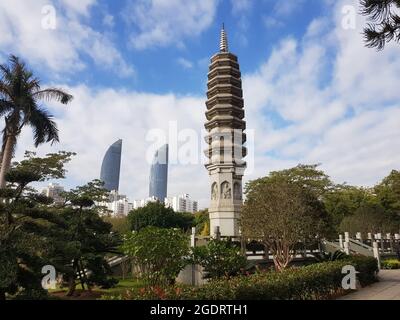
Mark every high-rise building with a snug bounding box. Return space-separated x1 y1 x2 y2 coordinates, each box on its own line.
42 183 65 205
204 26 247 237
149 144 168 201
100 139 122 191
96 190 133 217
165 194 198 213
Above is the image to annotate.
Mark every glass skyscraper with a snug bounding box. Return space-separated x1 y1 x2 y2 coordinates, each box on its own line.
149 144 168 201
100 139 122 191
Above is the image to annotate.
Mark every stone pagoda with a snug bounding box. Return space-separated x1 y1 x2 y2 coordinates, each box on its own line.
204 25 247 237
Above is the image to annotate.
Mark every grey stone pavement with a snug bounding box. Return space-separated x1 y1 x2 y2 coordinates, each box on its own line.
339 270 400 300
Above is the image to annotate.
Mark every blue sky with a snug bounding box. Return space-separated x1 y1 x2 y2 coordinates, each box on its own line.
0 0 400 208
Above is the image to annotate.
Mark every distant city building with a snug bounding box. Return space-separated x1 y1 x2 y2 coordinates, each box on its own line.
165 194 198 213
42 183 65 205
107 198 133 216
149 144 168 201
100 139 122 191
133 196 159 209
97 190 133 217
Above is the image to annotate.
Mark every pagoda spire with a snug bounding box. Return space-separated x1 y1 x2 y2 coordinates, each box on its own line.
219 23 229 53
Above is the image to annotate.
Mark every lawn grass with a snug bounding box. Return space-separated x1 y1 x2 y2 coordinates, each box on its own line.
49 277 144 300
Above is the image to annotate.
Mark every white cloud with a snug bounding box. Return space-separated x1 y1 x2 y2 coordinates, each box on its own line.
177 58 193 69
0 0 133 77
124 0 219 50
15 86 209 207
273 0 305 16
102 14 115 28
6 0 400 210
263 0 306 29
243 0 400 187
231 0 252 15
61 0 97 16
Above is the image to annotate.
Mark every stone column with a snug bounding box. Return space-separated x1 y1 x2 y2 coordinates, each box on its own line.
373 242 381 270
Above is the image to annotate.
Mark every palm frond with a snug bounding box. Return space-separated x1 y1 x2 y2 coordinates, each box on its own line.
29 107 59 147
32 88 73 104
361 0 400 49
0 99 14 117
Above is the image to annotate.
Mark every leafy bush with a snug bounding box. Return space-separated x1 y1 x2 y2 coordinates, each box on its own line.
120 227 189 286
313 250 348 262
190 239 247 279
115 256 378 300
127 202 194 231
382 259 400 270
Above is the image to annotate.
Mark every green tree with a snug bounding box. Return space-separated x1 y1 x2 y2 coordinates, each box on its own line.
190 239 246 279
257 164 334 235
59 181 121 296
242 176 330 271
0 55 73 188
375 170 400 217
339 203 400 234
121 226 189 286
268 164 334 198
324 185 377 229
361 0 400 50
127 201 194 232
193 209 209 235
103 216 130 234
0 151 74 300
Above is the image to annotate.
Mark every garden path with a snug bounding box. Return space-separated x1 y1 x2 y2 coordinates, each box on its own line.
339 270 400 300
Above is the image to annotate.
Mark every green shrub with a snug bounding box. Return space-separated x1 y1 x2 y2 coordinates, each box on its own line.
190 239 247 279
382 259 400 270
120 256 378 300
127 202 194 232
120 227 189 286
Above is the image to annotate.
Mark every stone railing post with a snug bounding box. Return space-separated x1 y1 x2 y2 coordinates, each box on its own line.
373 242 381 270
356 232 362 242
191 227 196 247
190 227 196 286
387 233 394 253
377 233 384 253
344 241 350 255
339 234 344 249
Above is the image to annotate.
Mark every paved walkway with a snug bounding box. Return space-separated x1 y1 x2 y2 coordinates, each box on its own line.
339 270 400 300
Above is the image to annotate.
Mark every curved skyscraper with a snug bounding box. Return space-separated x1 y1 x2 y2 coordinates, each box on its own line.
149 144 168 201
100 139 122 191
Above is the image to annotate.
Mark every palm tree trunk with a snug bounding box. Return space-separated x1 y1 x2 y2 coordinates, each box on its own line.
0 135 16 189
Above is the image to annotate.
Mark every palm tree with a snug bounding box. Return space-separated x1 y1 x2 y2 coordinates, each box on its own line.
0 55 73 188
361 0 400 50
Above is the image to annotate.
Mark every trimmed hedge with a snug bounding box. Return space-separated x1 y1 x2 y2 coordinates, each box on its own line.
172 256 378 300
382 259 400 270
108 256 378 300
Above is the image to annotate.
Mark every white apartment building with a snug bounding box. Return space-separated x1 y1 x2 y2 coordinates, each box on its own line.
107 198 134 216
165 194 198 213
97 191 134 217
132 196 159 209
42 183 65 205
